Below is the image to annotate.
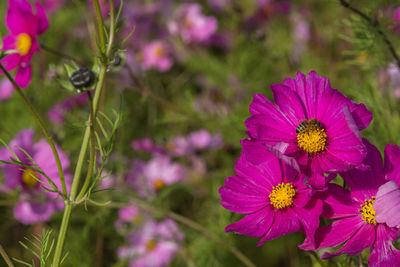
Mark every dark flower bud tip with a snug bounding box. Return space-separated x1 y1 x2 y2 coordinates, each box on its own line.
69 68 95 91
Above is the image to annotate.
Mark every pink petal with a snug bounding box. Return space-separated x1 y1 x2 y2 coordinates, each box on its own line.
35 2 49 34
219 174 269 214
369 224 400 267
15 64 31 88
257 207 301 245
0 79 14 100
374 181 400 227
320 184 359 219
271 84 306 123
341 139 384 201
225 206 274 238
384 143 400 185
322 223 375 258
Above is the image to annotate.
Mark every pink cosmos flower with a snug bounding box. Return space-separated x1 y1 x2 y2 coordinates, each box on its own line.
126 157 185 197
0 129 70 224
115 205 143 232
245 71 372 182
300 140 400 267
219 141 322 246
118 219 184 267
141 40 173 72
187 129 223 150
168 3 218 44
0 0 48 88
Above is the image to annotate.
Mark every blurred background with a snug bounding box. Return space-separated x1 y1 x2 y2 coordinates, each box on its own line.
0 0 400 266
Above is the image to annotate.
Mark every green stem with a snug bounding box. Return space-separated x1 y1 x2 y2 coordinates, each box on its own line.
51 203 72 267
76 91 96 201
0 243 15 267
52 1 115 265
0 63 67 197
93 0 106 53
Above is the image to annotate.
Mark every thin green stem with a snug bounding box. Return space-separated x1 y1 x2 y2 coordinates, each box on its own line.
0 63 67 197
106 0 115 57
76 91 96 201
51 203 72 267
52 0 116 265
0 243 15 267
93 0 106 53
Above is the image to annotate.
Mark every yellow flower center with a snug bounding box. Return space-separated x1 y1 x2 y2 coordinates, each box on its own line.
22 169 38 188
154 47 165 57
154 179 165 191
296 119 327 154
360 197 376 225
146 240 157 251
269 182 296 209
16 33 32 56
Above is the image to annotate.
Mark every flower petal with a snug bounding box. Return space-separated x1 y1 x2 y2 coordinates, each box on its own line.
322 223 375 258
384 143 400 185
369 224 400 267
374 181 400 227
225 206 274 238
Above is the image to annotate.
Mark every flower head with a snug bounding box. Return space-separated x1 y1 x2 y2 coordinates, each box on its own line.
0 129 70 224
245 71 372 184
1 0 48 89
141 40 173 72
219 141 322 246
168 3 218 44
300 140 400 267
118 219 184 267
126 157 185 198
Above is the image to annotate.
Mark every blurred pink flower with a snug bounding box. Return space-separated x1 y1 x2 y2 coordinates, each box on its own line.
118 219 183 267
42 0 65 13
168 3 218 44
0 0 48 88
126 157 185 197
141 40 173 72
131 138 165 155
0 129 70 224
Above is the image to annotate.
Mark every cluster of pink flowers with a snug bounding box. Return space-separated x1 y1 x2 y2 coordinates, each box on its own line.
0 129 70 224
115 205 184 267
127 130 222 199
220 71 400 266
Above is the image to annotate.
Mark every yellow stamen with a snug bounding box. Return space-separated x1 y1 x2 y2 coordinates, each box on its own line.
269 182 296 209
154 180 165 191
359 197 376 225
146 240 157 251
16 33 32 56
296 119 327 154
22 169 38 188
154 47 164 57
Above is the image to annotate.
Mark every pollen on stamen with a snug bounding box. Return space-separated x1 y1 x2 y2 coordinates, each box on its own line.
22 168 38 188
269 182 296 209
359 197 376 225
296 119 327 154
16 33 32 56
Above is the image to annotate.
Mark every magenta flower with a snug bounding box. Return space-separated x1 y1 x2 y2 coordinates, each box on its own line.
168 3 218 44
219 141 322 246
0 0 48 88
300 140 400 267
141 40 173 72
245 71 372 180
0 129 70 224
118 219 184 267
187 129 223 150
